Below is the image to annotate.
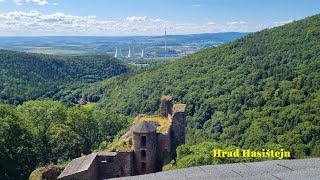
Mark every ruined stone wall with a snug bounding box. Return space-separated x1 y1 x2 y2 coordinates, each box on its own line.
157 131 171 154
156 130 171 171
86 159 98 180
160 96 173 116
96 152 133 179
117 152 134 176
97 155 117 179
171 111 186 157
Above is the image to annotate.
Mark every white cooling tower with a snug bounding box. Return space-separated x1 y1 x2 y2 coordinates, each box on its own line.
128 46 136 58
114 47 123 58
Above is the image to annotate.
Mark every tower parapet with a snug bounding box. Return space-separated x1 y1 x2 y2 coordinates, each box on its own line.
170 104 186 157
160 96 173 117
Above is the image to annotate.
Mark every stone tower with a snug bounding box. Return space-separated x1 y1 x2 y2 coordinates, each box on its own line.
131 121 157 175
171 104 187 157
160 96 173 117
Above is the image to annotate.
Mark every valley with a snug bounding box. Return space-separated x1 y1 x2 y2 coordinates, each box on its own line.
0 13 319 180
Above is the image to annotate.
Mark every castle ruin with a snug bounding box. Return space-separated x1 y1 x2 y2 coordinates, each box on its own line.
58 96 186 180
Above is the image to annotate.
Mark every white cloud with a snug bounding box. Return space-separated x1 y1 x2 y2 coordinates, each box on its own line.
273 20 293 27
13 0 48 5
0 11 259 36
225 21 249 31
192 4 201 7
13 0 23 5
227 21 248 26
27 0 48 5
0 0 6 2
52 2 58 5
227 21 238 26
125 16 149 22
125 16 162 23
239 21 248 25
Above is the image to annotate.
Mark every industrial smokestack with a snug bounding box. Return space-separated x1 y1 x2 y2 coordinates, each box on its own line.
141 48 147 58
165 31 167 51
128 46 136 58
114 47 123 58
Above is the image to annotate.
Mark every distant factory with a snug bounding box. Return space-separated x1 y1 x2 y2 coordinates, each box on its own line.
114 47 124 58
114 47 146 59
114 31 178 59
156 31 177 57
114 46 177 59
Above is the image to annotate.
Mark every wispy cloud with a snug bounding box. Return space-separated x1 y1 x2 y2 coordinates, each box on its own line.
227 21 248 26
125 16 163 23
273 20 293 27
192 4 202 7
0 11 258 36
225 21 249 31
13 0 23 5
14 0 48 6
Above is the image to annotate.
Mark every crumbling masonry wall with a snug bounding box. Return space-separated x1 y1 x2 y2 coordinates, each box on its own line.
160 96 173 116
170 104 186 157
96 152 133 179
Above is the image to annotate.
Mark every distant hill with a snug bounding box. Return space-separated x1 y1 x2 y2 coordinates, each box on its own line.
0 50 130 105
85 14 320 160
0 32 249 55
163 32 250 44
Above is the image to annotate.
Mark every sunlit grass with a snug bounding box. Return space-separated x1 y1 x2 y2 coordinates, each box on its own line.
134 114 171 134
82 102 97 110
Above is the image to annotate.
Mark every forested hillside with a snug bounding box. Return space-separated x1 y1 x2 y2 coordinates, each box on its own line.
0 101 129 179
0 51 130 105
85 14 320 166
0 52 132 179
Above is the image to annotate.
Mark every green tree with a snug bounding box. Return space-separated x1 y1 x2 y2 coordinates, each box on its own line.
0 104 36 180
17 100 66 164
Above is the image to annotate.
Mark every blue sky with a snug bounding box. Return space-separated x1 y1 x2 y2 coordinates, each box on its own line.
0 0 319 36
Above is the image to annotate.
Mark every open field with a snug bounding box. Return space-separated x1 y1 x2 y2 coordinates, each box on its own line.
0 33 248 56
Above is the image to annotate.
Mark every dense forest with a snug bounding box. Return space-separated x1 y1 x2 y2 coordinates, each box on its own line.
0 101 129 179
0 51 130 105
83 14 320 168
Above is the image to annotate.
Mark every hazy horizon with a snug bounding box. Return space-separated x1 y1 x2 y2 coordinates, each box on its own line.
0 32 250 38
